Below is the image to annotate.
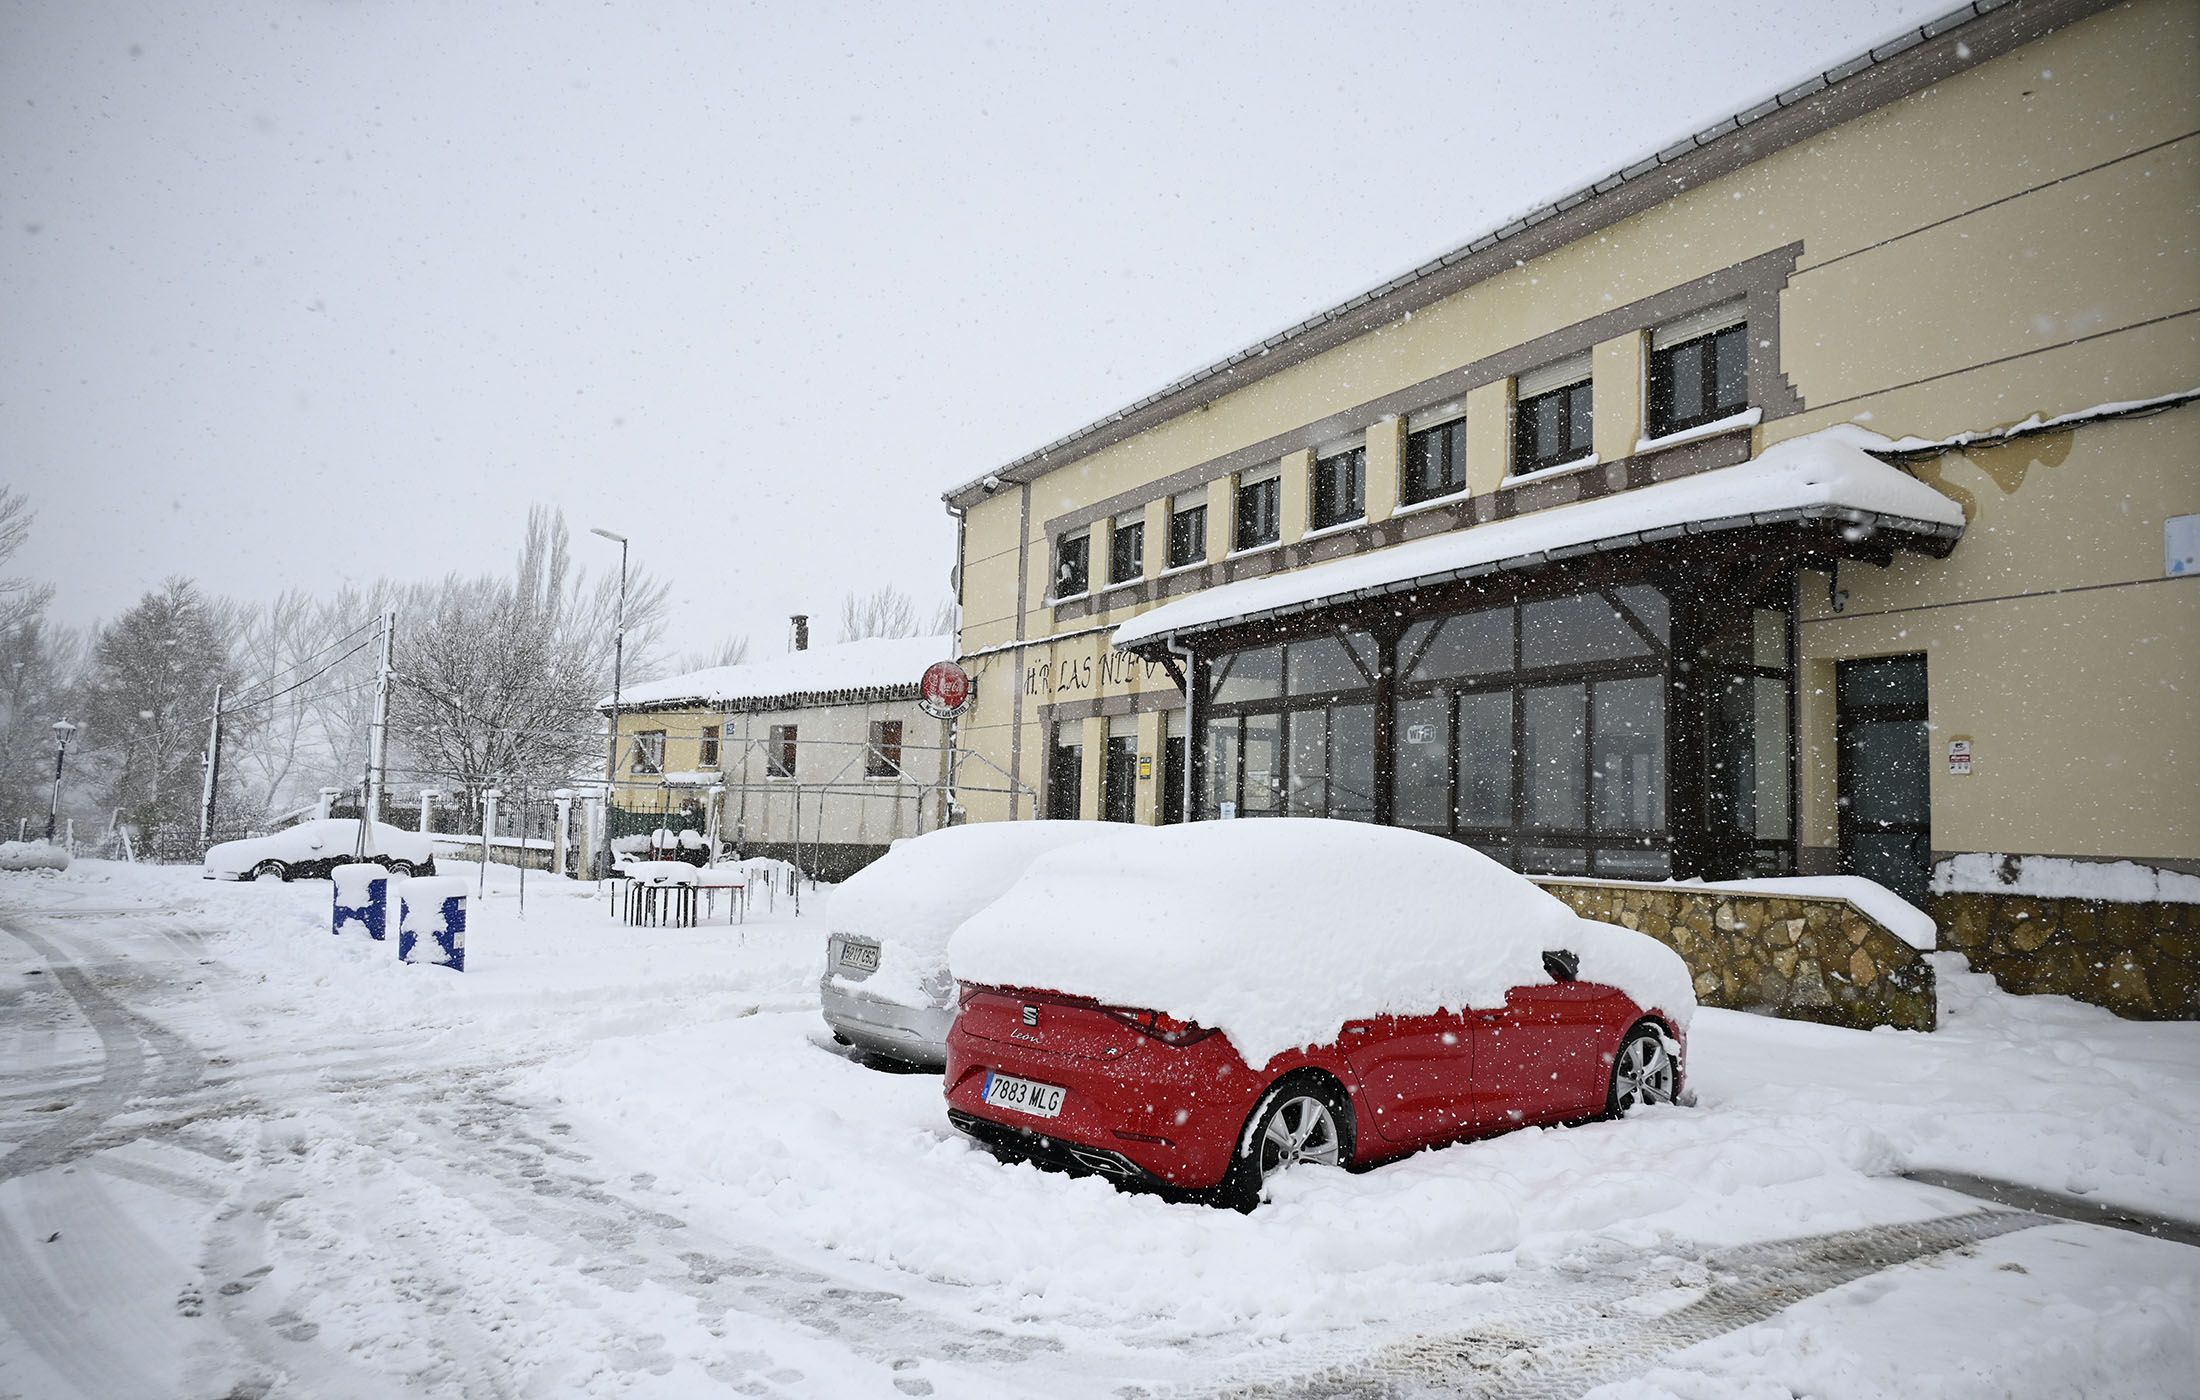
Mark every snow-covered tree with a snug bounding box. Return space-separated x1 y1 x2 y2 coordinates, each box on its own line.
673 634 751 673
837 584 954 642
77 579 246 856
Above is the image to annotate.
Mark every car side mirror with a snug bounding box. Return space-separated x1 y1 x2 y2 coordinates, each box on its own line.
1542 949 1580 982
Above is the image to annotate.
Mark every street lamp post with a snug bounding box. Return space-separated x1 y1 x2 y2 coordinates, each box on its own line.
46 719 76 842
589 527 629 879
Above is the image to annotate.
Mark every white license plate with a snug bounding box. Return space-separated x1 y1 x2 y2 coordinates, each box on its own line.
982 1072 1065 1119
837 941 879 972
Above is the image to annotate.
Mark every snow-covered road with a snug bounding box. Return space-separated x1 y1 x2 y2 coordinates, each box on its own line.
1 862 2194 1399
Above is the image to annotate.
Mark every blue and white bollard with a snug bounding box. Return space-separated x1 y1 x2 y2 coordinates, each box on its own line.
332 862 390 941
398 876 469 972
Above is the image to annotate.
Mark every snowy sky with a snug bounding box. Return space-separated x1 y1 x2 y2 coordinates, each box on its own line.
2 0 1954 667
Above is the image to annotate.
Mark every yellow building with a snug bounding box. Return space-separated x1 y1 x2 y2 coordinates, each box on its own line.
943 0 2197 936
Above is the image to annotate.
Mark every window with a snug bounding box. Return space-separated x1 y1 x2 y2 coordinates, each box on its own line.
1403 415 1468 504
1513 378 1594 475
698 725 720 767
1201 631 1377 824
1310 446 1365 530
630 730 665 775
1234 468 1280 551
1108 514 1144 586
1649 321 1749 437
1053 531 1090 599
1168 497 1207 569
767 724 797 778
866 719 903 778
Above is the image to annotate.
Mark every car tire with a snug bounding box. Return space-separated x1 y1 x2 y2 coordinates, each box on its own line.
251 860 289 883
385 860 417 878
1606 1022 1679 1117
1222 1077 1353 1213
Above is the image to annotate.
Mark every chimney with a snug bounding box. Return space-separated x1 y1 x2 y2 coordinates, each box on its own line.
790 614 809 652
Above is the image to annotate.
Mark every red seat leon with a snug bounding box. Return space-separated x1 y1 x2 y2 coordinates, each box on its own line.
945 957 1683 1209
939 819 1691 1210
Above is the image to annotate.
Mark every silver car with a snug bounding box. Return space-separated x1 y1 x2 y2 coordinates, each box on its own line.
821 821 1126 1069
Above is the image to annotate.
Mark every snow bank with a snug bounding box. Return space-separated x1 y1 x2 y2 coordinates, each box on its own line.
1113 427 1964 647
830 821 1122 1007
1932 853 2200 904
609 633 952 710
951 819 1691 1069
0 839 69 872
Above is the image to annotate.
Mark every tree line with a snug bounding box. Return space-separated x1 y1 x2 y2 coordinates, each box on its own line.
0 488 954 857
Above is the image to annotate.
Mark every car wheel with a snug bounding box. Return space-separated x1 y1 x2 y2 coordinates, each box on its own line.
385 860 417 878
1607 1022 1678 1116
251 860 289 883
1224 1079 1352 1212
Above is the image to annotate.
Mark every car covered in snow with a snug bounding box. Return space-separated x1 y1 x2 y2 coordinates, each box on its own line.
204 818 438 882
823 821 1129 1069
944 819 1693 1209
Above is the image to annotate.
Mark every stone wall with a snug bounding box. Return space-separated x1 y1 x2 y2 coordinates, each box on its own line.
1930 894 2199 1020
1532 878 1937 1032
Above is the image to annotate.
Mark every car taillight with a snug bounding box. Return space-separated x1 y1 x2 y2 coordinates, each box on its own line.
958 982 981 1008
1103 1006 1215 1046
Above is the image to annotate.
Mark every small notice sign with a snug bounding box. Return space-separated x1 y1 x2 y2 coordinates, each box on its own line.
1138 755 1154 780
1948 738 1973 776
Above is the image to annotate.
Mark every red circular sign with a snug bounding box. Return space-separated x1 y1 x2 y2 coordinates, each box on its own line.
919 660 973 719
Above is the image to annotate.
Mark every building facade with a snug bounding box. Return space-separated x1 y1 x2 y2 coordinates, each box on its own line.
943 0 2198 917
603 634 956 881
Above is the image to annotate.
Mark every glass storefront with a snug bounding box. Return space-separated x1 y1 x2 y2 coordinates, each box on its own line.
1190 574 1795 880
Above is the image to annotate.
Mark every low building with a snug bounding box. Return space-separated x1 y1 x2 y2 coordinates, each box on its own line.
942 0 2198 1019
603 632 956 881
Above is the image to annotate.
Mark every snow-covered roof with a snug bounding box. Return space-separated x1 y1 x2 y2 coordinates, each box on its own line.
1112 428 1964 649
606 634 954 713
943 0 2044 508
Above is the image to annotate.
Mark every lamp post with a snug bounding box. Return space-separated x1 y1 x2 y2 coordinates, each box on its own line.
589 527 628 879
46 719 76 842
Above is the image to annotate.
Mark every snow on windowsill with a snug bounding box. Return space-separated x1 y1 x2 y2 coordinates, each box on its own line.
1225 539 1284 562
1500 454 1601 488
1045 590 1090 607
1391 487 1471 519
1299 516 1368 543
1635 406 1762 455
1932 853 2200 905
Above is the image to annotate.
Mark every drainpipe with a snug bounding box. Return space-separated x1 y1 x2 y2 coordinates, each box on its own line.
1170 636 1198 823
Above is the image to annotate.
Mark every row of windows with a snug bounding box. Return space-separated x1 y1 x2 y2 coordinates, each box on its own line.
1052 317 1751 600
626 721 905 780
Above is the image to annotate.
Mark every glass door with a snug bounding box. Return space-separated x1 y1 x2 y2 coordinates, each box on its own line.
1837 656 1931 906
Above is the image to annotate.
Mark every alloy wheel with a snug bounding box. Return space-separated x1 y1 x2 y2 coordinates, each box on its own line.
1612 1031 1677 1112
1257 1094 1343 1181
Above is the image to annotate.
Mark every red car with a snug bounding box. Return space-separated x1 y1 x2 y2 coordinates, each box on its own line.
940 820 1690 1210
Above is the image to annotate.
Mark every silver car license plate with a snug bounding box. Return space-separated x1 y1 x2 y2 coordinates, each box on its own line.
837 941 880 972
982 1072 1065 1119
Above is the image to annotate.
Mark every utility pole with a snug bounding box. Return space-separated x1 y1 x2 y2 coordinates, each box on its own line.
199 685 224 843
589 528 629 883
362 610 396 840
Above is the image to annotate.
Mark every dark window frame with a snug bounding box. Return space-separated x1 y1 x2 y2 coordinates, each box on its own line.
1310 446 1366 530
1108 517 1144 586
866 719 903 778
1198 627 1380 824
766 724 797 779
1403 417 1468 505
1045 728 1082 820
1234 472 1281 551
698 724 720 768
1053 532 1090 599
1512 378 1595 476
1168 500 1207 570
630 729 666 776
1648 322 1750 438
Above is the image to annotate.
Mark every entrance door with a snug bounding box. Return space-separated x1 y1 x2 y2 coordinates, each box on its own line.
1160 735 1187 824
1837 655 1931 906
1103 736 1138 823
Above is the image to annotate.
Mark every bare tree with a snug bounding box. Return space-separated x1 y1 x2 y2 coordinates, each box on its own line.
672 634 751 674
0 487 53 637
836 584 952 643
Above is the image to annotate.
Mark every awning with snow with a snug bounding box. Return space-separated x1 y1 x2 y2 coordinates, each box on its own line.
1112 427 1964 652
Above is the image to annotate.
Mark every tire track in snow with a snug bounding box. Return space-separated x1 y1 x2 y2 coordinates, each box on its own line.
1144 1210 2043 1400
